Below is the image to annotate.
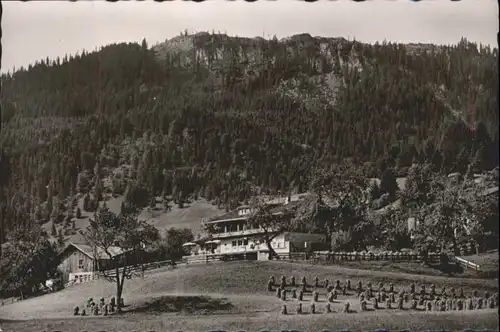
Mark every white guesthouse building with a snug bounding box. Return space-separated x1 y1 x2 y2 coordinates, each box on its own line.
185 194 327 261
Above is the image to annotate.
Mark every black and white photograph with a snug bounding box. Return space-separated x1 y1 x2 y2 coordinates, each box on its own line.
0 0 498 331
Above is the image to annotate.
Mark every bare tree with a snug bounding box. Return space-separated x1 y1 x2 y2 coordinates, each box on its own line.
80 206 158 313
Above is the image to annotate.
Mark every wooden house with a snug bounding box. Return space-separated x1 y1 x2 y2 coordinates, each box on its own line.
58 242 128 284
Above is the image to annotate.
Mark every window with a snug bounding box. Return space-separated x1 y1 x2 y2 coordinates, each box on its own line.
78 259 84 269
237 240 243 246
232 241 237 247
243 239 248 246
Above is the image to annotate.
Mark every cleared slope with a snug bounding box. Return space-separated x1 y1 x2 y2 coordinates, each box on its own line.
0 261 497 320
43 194 224 245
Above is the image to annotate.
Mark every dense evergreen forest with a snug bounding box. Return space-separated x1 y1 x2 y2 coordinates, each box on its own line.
0 32 498 249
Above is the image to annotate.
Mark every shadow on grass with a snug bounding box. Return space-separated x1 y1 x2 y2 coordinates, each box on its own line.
128 295 234 314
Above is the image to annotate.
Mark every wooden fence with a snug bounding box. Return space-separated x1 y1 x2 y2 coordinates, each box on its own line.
183 254 243 264
87 251 495 281
98 251 492 277
455 256 481 270
454 256 497 278
180 251 445 264
278 251 443 264
96 259 175 279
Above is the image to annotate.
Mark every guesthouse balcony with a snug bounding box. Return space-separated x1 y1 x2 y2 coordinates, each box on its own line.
211 227 268 239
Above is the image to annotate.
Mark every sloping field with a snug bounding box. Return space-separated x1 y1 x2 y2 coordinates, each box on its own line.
138 198 224 237
327 260 494 279
2 310 498 332
44 195 224 244
0 261 497 323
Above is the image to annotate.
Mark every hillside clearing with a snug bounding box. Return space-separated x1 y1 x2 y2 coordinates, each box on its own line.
0 261 497 321
43 195 224 244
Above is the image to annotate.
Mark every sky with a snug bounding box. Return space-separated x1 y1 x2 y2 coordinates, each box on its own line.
2 0 498 73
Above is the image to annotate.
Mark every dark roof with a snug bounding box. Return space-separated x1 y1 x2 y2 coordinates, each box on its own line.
208 209 243 222
60 242 128 260
205 199 305 223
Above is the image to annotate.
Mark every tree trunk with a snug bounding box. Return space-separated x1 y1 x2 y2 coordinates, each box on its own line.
115 266 122 313
116 278 124 313
452 238 460 256
265 239 279 260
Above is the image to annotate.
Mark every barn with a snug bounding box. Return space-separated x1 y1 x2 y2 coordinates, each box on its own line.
58 242 128 285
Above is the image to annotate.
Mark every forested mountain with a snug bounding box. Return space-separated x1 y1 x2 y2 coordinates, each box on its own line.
0 32 498 246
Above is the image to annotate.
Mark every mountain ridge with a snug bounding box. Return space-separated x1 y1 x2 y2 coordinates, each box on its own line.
0 32 498 244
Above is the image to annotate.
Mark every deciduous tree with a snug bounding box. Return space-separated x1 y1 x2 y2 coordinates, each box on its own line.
80 206 159 313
